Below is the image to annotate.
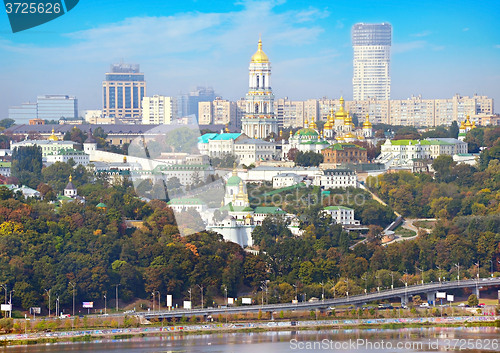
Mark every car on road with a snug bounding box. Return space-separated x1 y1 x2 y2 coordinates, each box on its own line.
419 303 430 308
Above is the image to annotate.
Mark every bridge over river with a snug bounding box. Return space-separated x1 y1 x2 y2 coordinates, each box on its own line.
140 278 500 320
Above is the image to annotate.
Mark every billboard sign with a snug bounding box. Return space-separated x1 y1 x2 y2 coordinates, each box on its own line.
167 295 172 307
1 304 12 311
447 295 454 302
30 307 41 314
227 298 234 305
82 302 94 308
436 292 446 299
242 297 252 305
183 301 191 309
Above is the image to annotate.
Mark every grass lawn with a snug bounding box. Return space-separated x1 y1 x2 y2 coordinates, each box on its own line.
413 220 436 229
394 227 417 238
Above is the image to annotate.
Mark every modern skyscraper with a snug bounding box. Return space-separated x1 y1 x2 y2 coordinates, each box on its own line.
352 23 392 101
102 62 146 123
241 38 278 139
177 86 216 121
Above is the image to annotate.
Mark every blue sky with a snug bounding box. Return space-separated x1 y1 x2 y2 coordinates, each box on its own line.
0 0 499 116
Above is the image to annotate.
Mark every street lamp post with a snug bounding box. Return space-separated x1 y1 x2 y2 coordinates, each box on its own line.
344 278 349 298
455 263 460 284
44 289 51 318
104 294 107 315
489 259 494 277
188 288 192 309
115 284 121 312
416 266 424 286
321 281 325 302
9 290 14 318
436 265 442 284
361 275 368 295
475 261 480 299
292 284 298 302
196 284 204 309
375 274 380 292
56 296 59 317
156 291 160 312
152 292 155 313
69 282 76 317
390 272 394 291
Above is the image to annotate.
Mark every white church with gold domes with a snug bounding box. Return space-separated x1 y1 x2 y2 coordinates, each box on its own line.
282 97 374 159
458 114 476 141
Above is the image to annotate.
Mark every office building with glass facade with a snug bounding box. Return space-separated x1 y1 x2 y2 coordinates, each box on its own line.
102 62 146 123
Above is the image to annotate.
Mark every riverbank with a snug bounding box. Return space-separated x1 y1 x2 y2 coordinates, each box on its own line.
2 315 500 347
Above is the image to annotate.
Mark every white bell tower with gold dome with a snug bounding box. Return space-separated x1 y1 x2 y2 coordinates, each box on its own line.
241 37 278 139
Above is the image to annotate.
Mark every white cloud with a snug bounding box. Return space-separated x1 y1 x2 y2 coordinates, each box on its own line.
392 41 426 54
411 30 432 37
463 28 469 31
0 0 335 110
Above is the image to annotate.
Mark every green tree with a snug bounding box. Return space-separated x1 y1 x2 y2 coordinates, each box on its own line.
0 118 15 129
468 294 479 307
11 146 43 188
449 121 459 139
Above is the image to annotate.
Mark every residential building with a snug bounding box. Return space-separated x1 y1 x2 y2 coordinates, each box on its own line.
29 119 44 125
241 38 279 139
314 169 357 188
198 97 236 126
321 143 368 164
272 173 303 188
102 62 146 123
352 23 392 101
274 98 305 128
323 206 360 226
142 95 176 124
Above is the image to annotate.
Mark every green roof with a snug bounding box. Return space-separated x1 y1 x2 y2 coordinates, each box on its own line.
390 140 432 146
226 175 242 186
327 143 366 151
167 198 205 205
253 207 286 215
324 206 353 211
96 202 107 208
295 128 318 137
0 162 11 168
257 182 306 197
220 202 253 213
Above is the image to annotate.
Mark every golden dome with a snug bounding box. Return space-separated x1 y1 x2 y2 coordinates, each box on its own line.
250 39 269 63
363 114 372 128
358 135 365 140
245 213 252 219
460 121 466 129
279 129 283 137
309 119 317 129
472 121 477 129
304 119 308 128
339 96 344 105
344 114 352 126
336 135 345 141
225 124 230 133
48 128 58 141
324 120 333 130
465 115 472 127
345 132 357 139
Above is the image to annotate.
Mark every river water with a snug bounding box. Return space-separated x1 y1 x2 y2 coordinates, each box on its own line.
4 327 500 352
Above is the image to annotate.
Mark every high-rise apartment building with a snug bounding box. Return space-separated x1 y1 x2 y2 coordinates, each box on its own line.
352 23 392 101
241 38 278 139
274 98 304 128
142 95 176 125
102 62 146 123
198 97 236 125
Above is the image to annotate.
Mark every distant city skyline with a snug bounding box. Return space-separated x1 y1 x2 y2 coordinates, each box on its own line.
0 0 499 117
